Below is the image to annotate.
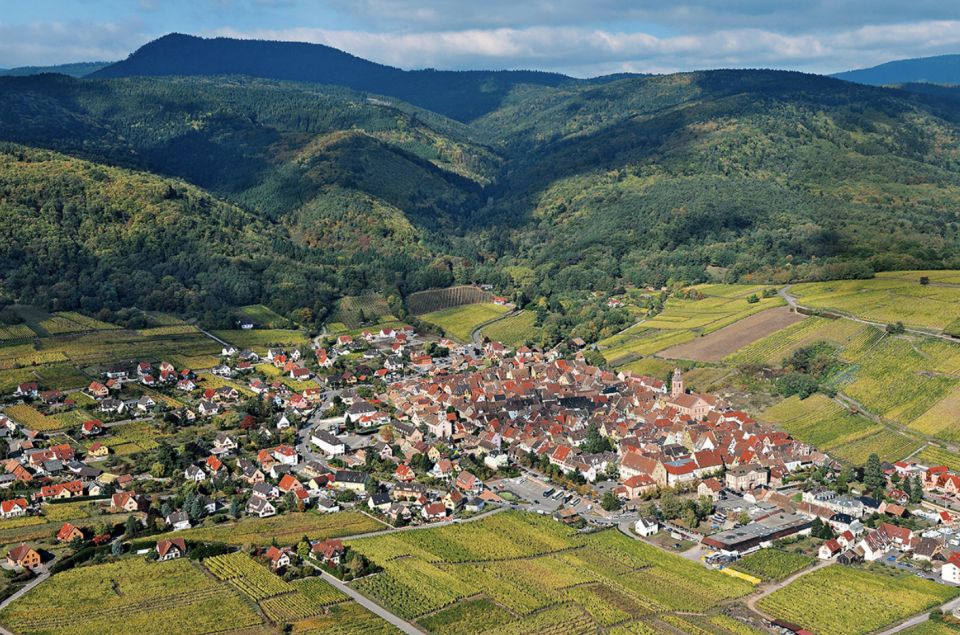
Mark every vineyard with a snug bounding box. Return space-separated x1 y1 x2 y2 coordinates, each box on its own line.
728 549 814 582
407 286 492 316
290 601 401 634
237 304 292 328
211 328 310 350
419 303 510 342
0 324 35 343
0 558 262 635
480 310 539 347
757 565 958 635
3 404 62 431
171 510 385 546
725 317 872 367
759 394 922 464
86 421 168 456
790 271 960 333
916 445 960 471
333 294 395 326
348 512 751 630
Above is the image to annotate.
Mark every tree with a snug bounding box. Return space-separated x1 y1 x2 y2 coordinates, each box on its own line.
230 497 241 519
864 453 885 493
659 492 681 520
582 426 612 454
835 466 852 494
124 515 140 537
909 476 923 504
112 540 124 556
886 321 906 335
601 491 621 511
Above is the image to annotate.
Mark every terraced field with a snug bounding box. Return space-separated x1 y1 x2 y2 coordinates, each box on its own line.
758 565 957 635
760 395 922 464
348 511 752 631
419 303 510 342
791 271 960 333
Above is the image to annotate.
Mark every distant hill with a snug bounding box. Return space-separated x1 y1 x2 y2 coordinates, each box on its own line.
832 54 960 86
0 62 111 77
90 33 570 121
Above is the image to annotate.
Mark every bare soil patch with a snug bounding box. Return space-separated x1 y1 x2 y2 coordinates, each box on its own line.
658 306 805 362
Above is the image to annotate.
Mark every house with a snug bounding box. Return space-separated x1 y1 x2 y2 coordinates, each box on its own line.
166 511 192 531
199 401 220 417
311 430 345 457
819 539 842 560
430 459 454 480
273 445 299 466
247 497 277 518
86 381 109 400
312 539 345 566
394 464 416 483
455 471 483 495
422 502 447 521
110 492 143 513
725 464 768 491
944 552 960 584
213 433 238 454
368 492 391 512
184 465 206 483
156 538 187 561
14 382 39 398
87 442 109 459
6 544 41 569
99 398 126 414
316 497 340 514
0 497 28 519
332 470 368 492
278 474 305 494
56 522 84 543
634 517 660 537
698 478 725 501
264 546 292 570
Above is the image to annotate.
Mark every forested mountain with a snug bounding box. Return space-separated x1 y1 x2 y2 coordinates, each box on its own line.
0 62 111 77
2 38 960 327
833 54 960 86
91 34 571 121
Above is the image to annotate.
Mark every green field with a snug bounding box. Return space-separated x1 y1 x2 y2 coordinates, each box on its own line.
729 549 814 582
760 394 922 464
479 310 539 346
791 272 960 333
0 558 262 635
211 328 310 350
726 317 876 367
916 445 960 471
171 510 385 546
333 294 395 327
237 304 292 328
419 303 510 342
348 511 752 630
758 565 958 635
600 285 784 366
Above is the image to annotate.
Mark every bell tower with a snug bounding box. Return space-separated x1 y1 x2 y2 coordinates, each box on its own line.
671 368 684 398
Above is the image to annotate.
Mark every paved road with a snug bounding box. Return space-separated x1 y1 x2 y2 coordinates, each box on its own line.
317 569 425 635
470 309 519 345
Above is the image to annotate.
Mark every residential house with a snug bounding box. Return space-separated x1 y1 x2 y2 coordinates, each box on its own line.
156 538 187 561
6 544 40 569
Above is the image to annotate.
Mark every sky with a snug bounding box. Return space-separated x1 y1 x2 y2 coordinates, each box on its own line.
2 1 960 76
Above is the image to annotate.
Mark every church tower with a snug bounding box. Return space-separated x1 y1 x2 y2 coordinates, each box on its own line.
671 368 684 398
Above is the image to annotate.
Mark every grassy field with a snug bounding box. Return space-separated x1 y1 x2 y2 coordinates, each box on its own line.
419 303 510 342
171 510 385 546
0 558 262 635
237 304 292 328
600 285 784 366
348 511 751 630
480 310 539 347
760 395 922 464
333 294 395 327
791 271 960 333
729 549 814 582
758 565 958 635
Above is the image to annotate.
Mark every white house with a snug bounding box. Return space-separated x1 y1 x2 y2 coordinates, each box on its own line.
311 429 345 457
634 517 659 537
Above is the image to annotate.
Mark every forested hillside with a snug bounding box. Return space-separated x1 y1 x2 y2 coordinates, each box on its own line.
2 43 960 332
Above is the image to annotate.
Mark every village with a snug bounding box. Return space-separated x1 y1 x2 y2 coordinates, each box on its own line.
3 321 960 632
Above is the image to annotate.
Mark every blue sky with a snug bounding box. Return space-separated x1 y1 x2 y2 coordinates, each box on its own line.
2 1 960 76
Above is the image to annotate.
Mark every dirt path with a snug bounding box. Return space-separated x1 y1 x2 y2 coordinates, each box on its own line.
471 309 519 345
743 559 832 622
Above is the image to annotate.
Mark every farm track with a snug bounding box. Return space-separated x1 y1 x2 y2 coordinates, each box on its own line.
472 309 520 345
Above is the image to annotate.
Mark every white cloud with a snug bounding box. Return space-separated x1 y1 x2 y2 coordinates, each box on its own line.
207 20 960 76
0 20 142 67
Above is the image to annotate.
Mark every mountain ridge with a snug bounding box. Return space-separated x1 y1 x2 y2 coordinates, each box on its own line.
833 53 960 86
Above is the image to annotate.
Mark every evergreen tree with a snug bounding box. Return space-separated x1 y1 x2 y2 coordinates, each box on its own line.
863 453 885 493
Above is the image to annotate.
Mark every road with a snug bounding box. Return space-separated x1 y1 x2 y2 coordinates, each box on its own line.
317 569 425 635
874 593 960 635
470 309 519 345
616 519 704 562
744 559 833 621
0 568 51 634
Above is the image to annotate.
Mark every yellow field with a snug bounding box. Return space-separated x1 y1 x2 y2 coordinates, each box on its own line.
791 272 960 332
419 303 510 342
480 310 539 347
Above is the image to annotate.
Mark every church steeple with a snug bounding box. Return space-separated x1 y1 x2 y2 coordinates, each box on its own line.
671 368 684 398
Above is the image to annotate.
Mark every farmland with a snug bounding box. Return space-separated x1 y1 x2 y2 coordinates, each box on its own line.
407 286 492 316
0 558 262 635
171 510 385 546
658 306 805 363
760 394 922 464
725 317 874 367
729 549 814 582
757 565 958 635
212 328 310 350
237 304 293 328
420 303 510 342
480 310 539 347
85 421 169 455
599 285 784 366
333 294 395 326
790 272 960 333
291 601 401 634
348 511 752 630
